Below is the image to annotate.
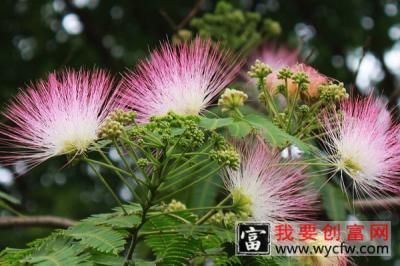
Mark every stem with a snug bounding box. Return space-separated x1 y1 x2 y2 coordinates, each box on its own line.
87 161 127 215
114 140 148 187
260 78 279 117
157 165 224 203
286 83 301 132
120 133 151 181
161 161 215 190
196 194 232 225
93 145 144 203
85 158 130 176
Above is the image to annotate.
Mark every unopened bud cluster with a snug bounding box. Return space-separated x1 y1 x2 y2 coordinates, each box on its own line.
98 110 136 139
248 60 272 79
109 109 136 125
209 148 240 169
319 83 349 102
210 211 237 228
164 199 187 213
97 120 123 139
218 88 248 112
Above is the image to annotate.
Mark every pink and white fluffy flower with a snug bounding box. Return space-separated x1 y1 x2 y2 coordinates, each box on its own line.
223 136 317 222
249 43 299 71
321 96 400 199
119 38 241 123
0 69 118 169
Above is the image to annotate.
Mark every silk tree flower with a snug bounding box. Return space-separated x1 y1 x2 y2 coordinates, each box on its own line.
248 43 299 71
266 63 328 98
119 38 242 123
0 69 118 169
223 136 317 222
321 96 400 199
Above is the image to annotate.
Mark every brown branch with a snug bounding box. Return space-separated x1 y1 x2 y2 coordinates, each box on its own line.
353 197 400 209
159 0 205 32
0 216 76 229
158 10 178 31
176 0 205 30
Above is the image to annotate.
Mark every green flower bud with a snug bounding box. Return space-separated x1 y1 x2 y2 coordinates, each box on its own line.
248 60 272 79
319 82 349 102
209 211 225 225
292 72 310 86
218 88 248 112
97 119 123 139
137 158 150 169
299 105 310 114
165 199 187 213
277 67 293 80
109 109 136 125
223 211 237 229
209 148 240 169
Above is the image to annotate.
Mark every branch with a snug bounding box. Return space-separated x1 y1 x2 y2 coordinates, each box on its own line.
159 0 205 32
353 196 400 209
176 0 205 30
0 216 76 229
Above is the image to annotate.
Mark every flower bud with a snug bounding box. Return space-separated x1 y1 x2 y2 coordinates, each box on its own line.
248 60 272 79
218 88 248 112
97 119 123 139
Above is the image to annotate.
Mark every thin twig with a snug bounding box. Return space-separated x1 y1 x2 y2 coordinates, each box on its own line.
353 197 400 209
176 0 205 30
0 216 76 229
159 0 205 32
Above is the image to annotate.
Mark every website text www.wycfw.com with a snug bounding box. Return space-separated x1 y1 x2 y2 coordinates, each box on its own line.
275 242 390 257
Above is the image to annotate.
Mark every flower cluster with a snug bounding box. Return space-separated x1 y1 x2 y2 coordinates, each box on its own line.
223 136 318 222
0 69 118 169
321 96 400 199
119 37 242 123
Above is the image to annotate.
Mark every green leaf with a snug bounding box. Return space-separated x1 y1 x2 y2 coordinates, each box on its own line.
321 183 347 220
84 213 141 229
66 224 126 255
227 121 252 138
244 114 316 152
143 214 201 265
91 254 126 266
199 117 234 130
190 172 220 208
21 246 91 266
20 237 91 266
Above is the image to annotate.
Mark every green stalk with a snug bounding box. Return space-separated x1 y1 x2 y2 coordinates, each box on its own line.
147 205 235 219
196 194 232 225
157 165 224 203
286 83 301 132
260 77 279 117
120 133 151 181
87 161 127 215
92 146 143 204
160 161 215 191
113 140 147 187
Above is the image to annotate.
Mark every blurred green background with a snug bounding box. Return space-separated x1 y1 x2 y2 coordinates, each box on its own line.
0 0 399 265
